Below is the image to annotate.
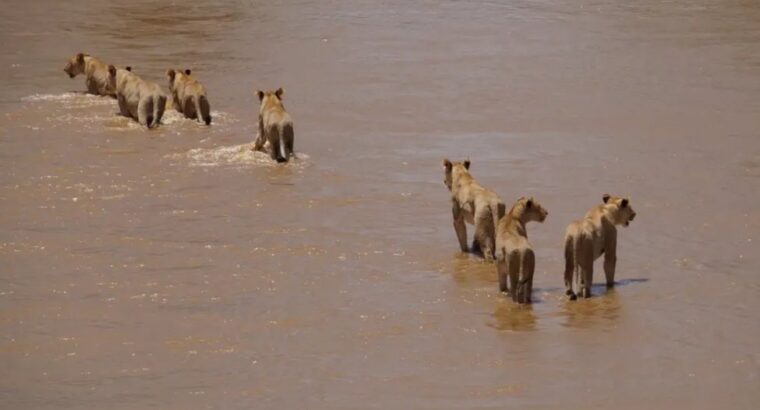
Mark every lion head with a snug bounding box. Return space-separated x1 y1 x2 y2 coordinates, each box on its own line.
602 194 636 227
166 68 192 92
106 65 131 91
510 196 548 223
520 197 548 223
63 53 87 78
442 158 471 191
256 88 285 114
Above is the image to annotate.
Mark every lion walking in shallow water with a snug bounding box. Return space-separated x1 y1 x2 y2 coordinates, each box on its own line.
442 158 505 261
63 53 115 97
253 88 294 163
107 65 167 129
564 194 637 299
496 197 548 303
167 68 211 125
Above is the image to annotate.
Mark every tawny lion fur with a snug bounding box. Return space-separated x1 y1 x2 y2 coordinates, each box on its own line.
442 159 506 262
63 53 115 97
253 88 294 163
563 194 637 299
167 68 211 125
496 197 548 303
108 65 167 129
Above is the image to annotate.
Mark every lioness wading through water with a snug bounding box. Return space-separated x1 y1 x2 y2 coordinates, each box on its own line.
564 194 637 299
442 159 506 261
496 197 548 303
254 88 294 163
108 65 167 129
166 68 211 125
63 53 115 97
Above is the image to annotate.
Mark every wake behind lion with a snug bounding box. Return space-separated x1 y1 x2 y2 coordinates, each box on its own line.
168 143 309 168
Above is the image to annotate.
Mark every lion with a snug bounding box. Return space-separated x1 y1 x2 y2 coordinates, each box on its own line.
63 53 115 97
253 88 294 163
166 68 211 125
563 194 637 299
442 158 506 262
496 197 548 303
107 65 167 129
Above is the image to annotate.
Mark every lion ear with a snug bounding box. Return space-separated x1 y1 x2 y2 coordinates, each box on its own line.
526 198 533 208
442 158 452 170
126 66 132 72
108 65 116 76
184 68 191 75
463 159 471 170
76 53 85 63
256 90 264 101
275 87 284 99
167 69 175 80
620 198 629 208
603 194 611 203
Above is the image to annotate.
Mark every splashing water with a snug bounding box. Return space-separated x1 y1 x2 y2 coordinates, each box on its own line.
168 143 310 168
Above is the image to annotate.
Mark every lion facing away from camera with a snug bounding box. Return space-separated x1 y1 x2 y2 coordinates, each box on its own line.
496 196 548 303
442 158 506 262
108 65 167 129
167 68 211 125
253 88 295 163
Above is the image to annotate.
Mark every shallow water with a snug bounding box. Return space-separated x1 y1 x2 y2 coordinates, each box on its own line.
1 0 759 408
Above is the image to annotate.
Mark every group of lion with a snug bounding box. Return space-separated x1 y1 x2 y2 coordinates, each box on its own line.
63 53 295 162
63 53 636 302
443 159 636 303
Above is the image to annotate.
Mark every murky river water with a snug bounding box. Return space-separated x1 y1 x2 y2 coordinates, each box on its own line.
1 1 759 408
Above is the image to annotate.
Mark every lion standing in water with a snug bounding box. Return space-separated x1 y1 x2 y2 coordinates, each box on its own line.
166 69 211 125
253 88 295 163
564 194 637 299
495 197 547 303
63 53 115 97
107 65 167 129
442 158 505 261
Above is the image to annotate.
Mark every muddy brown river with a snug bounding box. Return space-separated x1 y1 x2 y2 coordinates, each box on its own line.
1 1 759 408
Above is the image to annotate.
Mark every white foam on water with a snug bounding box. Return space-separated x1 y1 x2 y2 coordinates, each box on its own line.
168 143 310 169
23 92 113 108
20 93 236 132
160 109 237 127
160 110 186 125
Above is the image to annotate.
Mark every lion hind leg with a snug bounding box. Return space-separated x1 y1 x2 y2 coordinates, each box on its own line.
481 237 494 262
153 95 166 127
474 207 495 261
578 236 594 298
564 235 576 300
183 95 197 120
137 97 153 129
497 250 509 294
117 95 130 117
471 237 482 256
268 127 286 163
253 117 266 152
518 249 535 304
508 252 520 303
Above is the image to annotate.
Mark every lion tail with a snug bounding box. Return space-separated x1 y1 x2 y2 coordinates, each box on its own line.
278 127 288 162
144 97 154 129
197 95 211 125
517 248 535 303
154 95 166 127
491 202 506 237
572 234 582 291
